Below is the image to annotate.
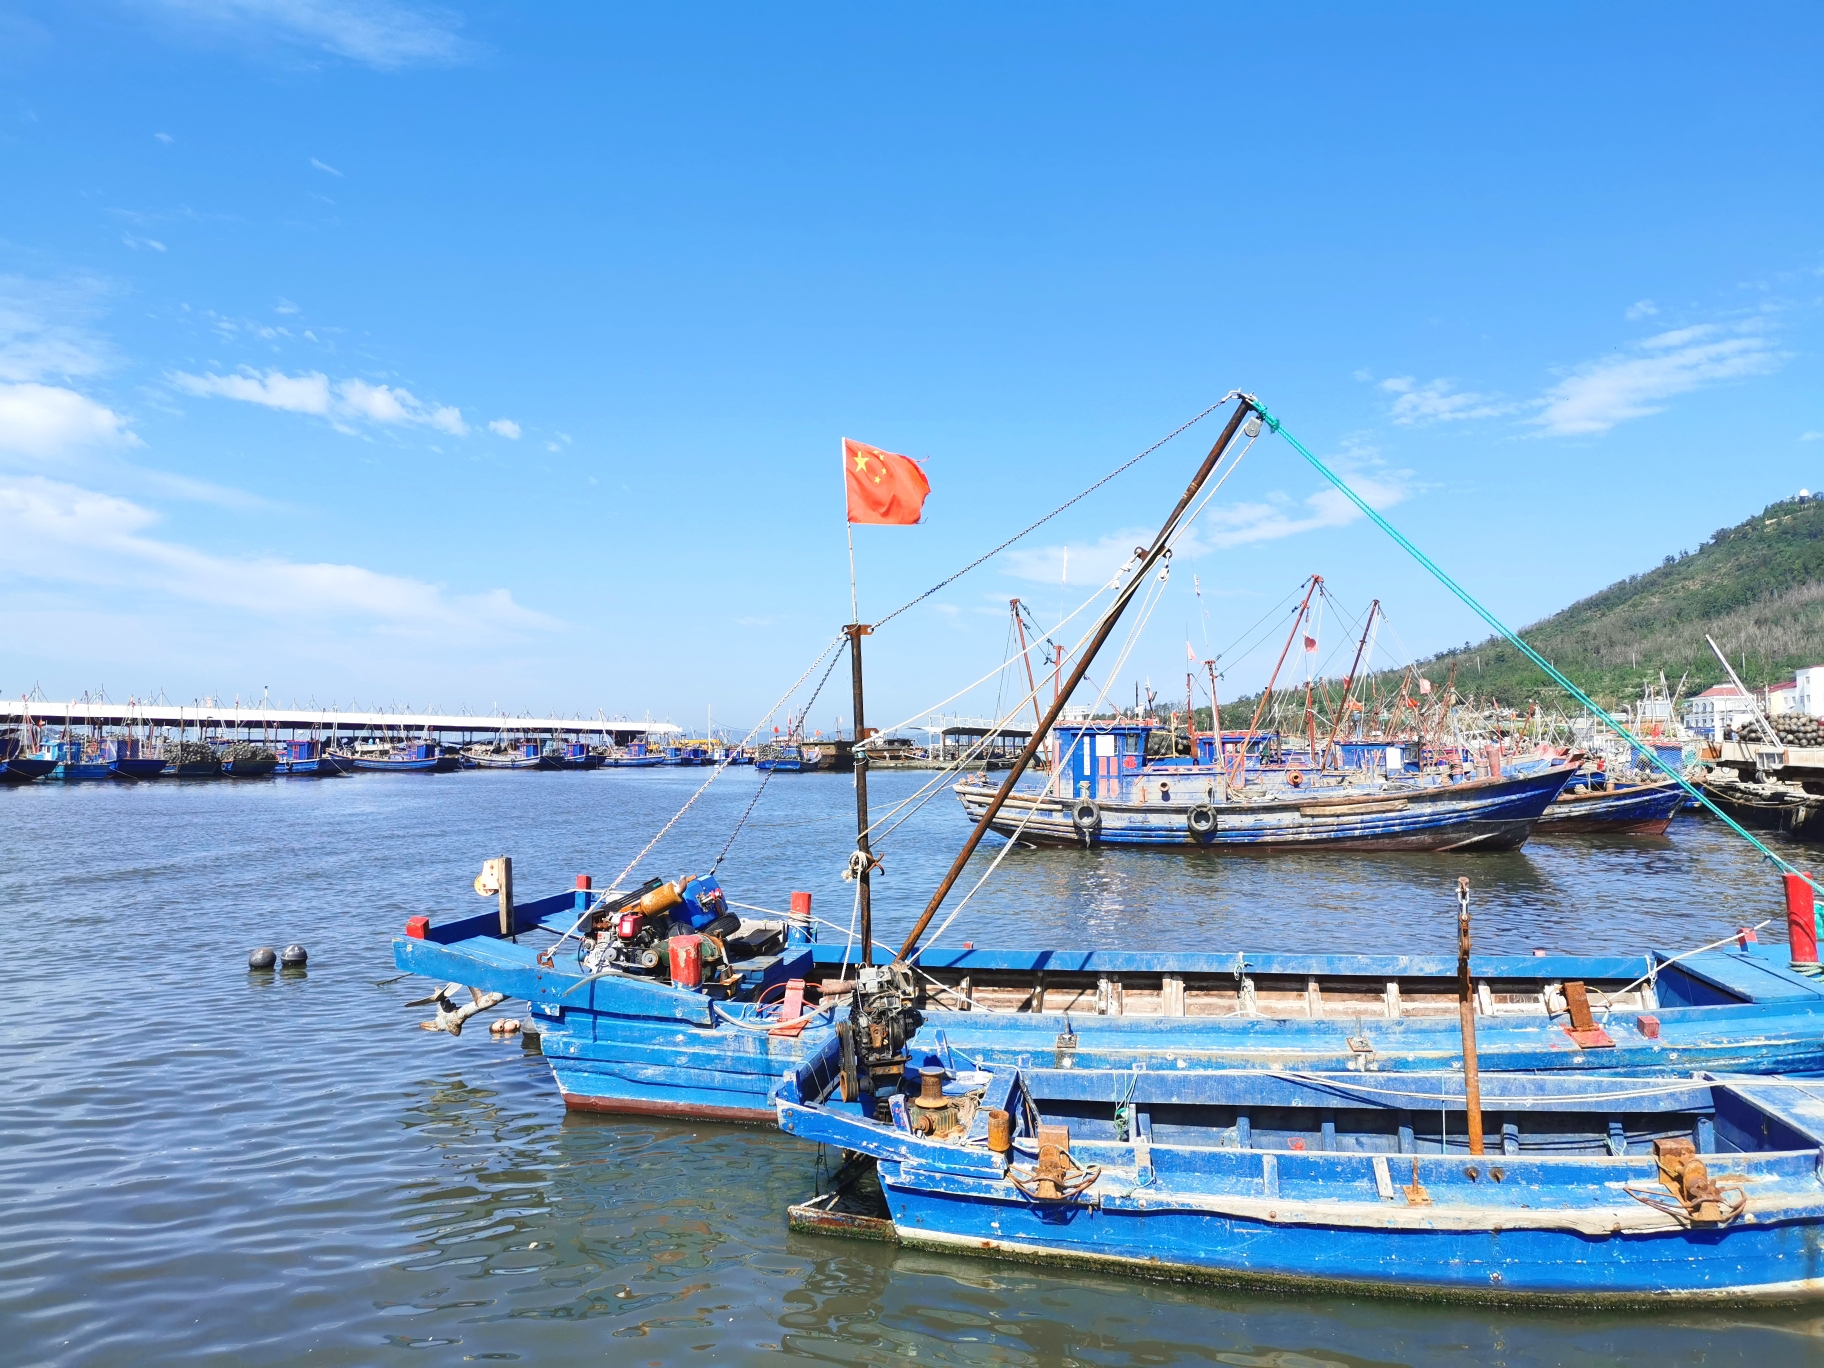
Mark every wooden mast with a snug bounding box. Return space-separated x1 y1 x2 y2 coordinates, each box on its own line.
1233 575 1321 788
1321 599 1379 769
895 399 1258 964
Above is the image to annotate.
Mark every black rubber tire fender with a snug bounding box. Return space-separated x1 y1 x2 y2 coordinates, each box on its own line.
1187 803 1219 836
1070 798 1101 831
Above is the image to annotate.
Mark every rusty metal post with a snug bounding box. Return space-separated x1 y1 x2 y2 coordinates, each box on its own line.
1457 876 1485 1156
498 855 515 941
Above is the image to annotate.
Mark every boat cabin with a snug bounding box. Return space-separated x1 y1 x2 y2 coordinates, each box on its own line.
1053 721 1154 799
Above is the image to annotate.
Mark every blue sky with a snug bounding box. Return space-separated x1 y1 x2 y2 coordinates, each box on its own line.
2 3 1820 733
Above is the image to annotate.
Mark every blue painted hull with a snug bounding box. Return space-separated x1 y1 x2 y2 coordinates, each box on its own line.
394 887 1824 1122
1539 779 1684 834
48 761 114 781
351 756 441 772
960 764 1577 851
222 758 278 777
110 757 169 780
603 756 666 768
778 1064 1824 1303
0 756 56 783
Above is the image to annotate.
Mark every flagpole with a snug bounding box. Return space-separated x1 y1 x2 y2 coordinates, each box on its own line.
841 438 873 969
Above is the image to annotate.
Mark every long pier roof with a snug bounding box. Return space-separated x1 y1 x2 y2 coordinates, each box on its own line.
0 701 681 737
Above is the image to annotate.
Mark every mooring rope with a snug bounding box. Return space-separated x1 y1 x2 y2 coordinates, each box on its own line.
1255 401 1812 885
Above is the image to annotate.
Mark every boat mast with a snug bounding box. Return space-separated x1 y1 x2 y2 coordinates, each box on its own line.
1321 599 1379 769
1010 599 1045 760
1233 575 1321 788
846 622 876 967
896 398 1258 963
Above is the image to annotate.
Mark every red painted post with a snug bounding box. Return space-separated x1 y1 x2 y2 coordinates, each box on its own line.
790 891 812 916
405 916 430 939
576 874 592 890
1786 873 1818 968
669 934 703 988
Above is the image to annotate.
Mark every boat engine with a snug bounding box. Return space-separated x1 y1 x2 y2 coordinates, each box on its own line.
584 873 740 979
849 960 921 1097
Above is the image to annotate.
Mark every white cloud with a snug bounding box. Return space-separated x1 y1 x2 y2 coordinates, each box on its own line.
154 132 174 144
487 418 521 439
1625 299 1659 320
0 383 139 459
171 367 466 434
1803 431 1823 442
1533 322 1783 437
1379 376 1511 425
0 276 113 382
1006 466 1414 585
310 157 343 177
121 233 168 252
0 475 555 631
173 368 330 413
153 0 470 70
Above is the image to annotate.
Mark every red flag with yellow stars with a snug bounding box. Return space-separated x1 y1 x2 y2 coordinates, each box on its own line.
844 438 930 525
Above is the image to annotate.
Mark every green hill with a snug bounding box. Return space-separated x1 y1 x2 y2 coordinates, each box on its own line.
1214 493 1824 724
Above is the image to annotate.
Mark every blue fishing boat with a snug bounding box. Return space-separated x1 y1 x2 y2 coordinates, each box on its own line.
39 738 113 781
345 741 461 773
271 739 350 776
663 740 716 766
0 726 56 783
557 742 603 770
755 741 826 772
105 738 168 780
392 872 1824 1121
777 1059 1824 1304
1539 775 1684 835
958 721 1579 851
601 739 666 768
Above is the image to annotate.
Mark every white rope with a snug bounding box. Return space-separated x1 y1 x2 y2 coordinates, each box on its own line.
1599 920 1774 1019
601 632 845 894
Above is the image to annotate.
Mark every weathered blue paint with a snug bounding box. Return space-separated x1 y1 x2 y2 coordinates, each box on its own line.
395 880 1824 1121
1539 778 1685 834
777 1059 1824 1303
958 763 1578 850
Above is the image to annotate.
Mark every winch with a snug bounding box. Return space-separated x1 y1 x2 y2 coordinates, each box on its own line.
581 873 741 980
848 960 921 1097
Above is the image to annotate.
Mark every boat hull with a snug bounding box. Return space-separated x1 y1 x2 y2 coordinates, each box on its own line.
395 891 1824 1122
1540 779 1684 834
959 765 1576 851
779 1067 1824 1304
110 757 169 780
1701 780 1824 840
222 758 278 778
0 756 57 783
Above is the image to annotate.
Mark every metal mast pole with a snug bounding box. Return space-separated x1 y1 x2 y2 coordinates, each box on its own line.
847 623 875 967
897 398 1257 963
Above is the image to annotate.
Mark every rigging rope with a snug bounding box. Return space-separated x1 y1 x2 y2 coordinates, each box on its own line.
872 398 1236 631
1255 401 1809 881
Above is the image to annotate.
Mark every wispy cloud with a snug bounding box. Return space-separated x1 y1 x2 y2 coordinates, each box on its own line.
0 278 137 460
171 367 467 435
121 233 168 252
151 0 471 70
1378 376 1511 425
154 132 174 144
309 156 342 176
487 418 520 439
1625 299 1659 320
1802 431 1823 443
1533 322 1783 436
1006 457 1414 585
0 475 555 631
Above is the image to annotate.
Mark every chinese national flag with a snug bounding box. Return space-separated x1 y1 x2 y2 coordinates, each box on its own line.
844 438 930 525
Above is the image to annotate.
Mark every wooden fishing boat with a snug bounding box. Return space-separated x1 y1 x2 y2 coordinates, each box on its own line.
776 1059 1824 1304
955 760 1578 851
343 741 461 773
599 740 666 768
664 740 716 766
462 740 558 770
101 737 168 780
556 742 603 770
392 875 1824 1122
1700 775 1824 841
165 741 223 778
1538 776 1684 835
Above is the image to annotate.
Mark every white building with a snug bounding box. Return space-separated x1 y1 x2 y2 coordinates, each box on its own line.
1683 683 1757 739
1795 665 1824 715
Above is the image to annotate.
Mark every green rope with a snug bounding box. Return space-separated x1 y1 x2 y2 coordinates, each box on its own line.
1252 400 1805 883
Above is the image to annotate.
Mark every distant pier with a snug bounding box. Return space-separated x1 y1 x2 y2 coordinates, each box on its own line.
0 701 681 745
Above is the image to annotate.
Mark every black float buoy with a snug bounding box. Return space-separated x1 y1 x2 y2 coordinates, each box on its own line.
279 943 308 968
248 946 277 971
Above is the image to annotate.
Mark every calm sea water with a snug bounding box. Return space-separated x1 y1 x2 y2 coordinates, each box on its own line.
4 768 1823 1367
